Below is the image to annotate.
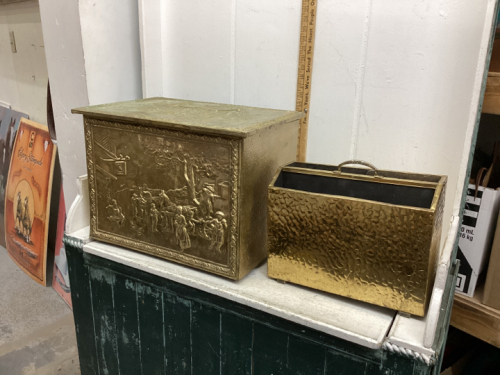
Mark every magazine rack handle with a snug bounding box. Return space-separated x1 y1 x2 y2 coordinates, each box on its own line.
337 160 379 176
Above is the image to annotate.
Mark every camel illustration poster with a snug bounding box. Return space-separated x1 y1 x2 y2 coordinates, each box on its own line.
5 118 57 285
0 106 29 247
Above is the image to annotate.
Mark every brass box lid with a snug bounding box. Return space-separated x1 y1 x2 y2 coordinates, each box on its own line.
72 97 304 138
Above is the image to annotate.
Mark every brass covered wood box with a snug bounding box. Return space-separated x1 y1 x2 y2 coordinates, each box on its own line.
73 98 303 280
267 161 447 316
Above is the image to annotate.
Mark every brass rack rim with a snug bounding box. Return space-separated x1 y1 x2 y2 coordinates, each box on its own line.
268 186 437 213
281 166 445 190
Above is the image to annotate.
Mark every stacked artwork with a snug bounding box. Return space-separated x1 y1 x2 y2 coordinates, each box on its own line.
4 118 57 286
0 106 29 247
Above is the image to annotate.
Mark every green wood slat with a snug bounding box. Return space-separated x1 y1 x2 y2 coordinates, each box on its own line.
164 293 192 374
137 284 165 375
221 313 253 375
113 275 142 375
253 323 288 375
89 268 120 375
287 335 325 375
84 252 384 365
325 351 369 375
191 302 221 374
81 250 442 374
65 241 99 375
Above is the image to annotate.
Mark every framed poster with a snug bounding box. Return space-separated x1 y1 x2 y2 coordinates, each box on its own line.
4 118 57 285
0 107 29 247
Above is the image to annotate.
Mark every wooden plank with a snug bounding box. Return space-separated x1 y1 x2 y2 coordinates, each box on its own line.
325 350 368 375
65 244 99 375
84 241 395 350
191 302 221 374
113 275 142 375
89 268 120 375
482 74 500 115
137 285 165 375
164 294 192 374
253 323 288 375
287 335 325 375
221 313 253 375
451 284 500 348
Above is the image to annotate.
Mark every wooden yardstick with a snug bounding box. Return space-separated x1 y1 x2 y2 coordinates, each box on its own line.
295 0 318 161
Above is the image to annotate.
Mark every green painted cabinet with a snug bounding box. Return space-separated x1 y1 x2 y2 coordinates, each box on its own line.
65 235 457 375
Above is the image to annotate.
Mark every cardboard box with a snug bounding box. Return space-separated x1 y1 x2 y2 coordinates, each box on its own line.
455 184 500 297
483 209 500 309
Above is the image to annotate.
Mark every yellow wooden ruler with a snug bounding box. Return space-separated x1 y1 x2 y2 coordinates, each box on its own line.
295 0 318 161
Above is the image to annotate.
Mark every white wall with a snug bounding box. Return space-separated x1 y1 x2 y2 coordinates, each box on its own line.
39 0 90 211
140 0 497 244
0 0 48 124
79 0 142 106
39 0 142 210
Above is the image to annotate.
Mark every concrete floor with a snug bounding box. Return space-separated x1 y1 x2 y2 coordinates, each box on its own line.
0 247 80 374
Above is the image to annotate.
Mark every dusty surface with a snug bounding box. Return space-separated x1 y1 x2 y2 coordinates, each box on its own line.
0 247 80 374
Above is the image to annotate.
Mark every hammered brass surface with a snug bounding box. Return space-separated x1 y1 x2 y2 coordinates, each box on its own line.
267 170 446 316
77 98 303 280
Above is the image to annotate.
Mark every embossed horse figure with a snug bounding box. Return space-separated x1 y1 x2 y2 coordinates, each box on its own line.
22 196 32 243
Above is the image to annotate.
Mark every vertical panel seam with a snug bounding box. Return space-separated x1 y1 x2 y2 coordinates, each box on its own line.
323 347 327 375
111 275 121 375
138 0 148 97
190 302 193 375
136 283 144 375
162 292 167 373
251 323 255 375
286 335 290 372
230 0 237 104
220 313 223 375
349 0 374 159
159 0 165 96
88 272 101 375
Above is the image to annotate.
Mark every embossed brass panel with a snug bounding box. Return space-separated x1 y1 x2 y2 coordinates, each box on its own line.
267 162 447 316
73 98 303 280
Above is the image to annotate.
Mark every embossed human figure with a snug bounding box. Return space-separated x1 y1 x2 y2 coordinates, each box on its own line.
15 192 23 232
208 211 227 252
106 199 125 226
174 206 191 251
198 184 215 218
158 190 173 210
131 193 138 219
137 193 147 225
182 206 196 235
150 203 159 233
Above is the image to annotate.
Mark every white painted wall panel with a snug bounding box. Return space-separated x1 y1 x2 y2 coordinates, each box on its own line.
0 1 48 124
355 0 490 243
141 0 495 242
40 0 143 210
307 0 368 164
139 0 163 97
160 0 233 103
39 0 89 210
233 0 301 109
79 0 142 106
